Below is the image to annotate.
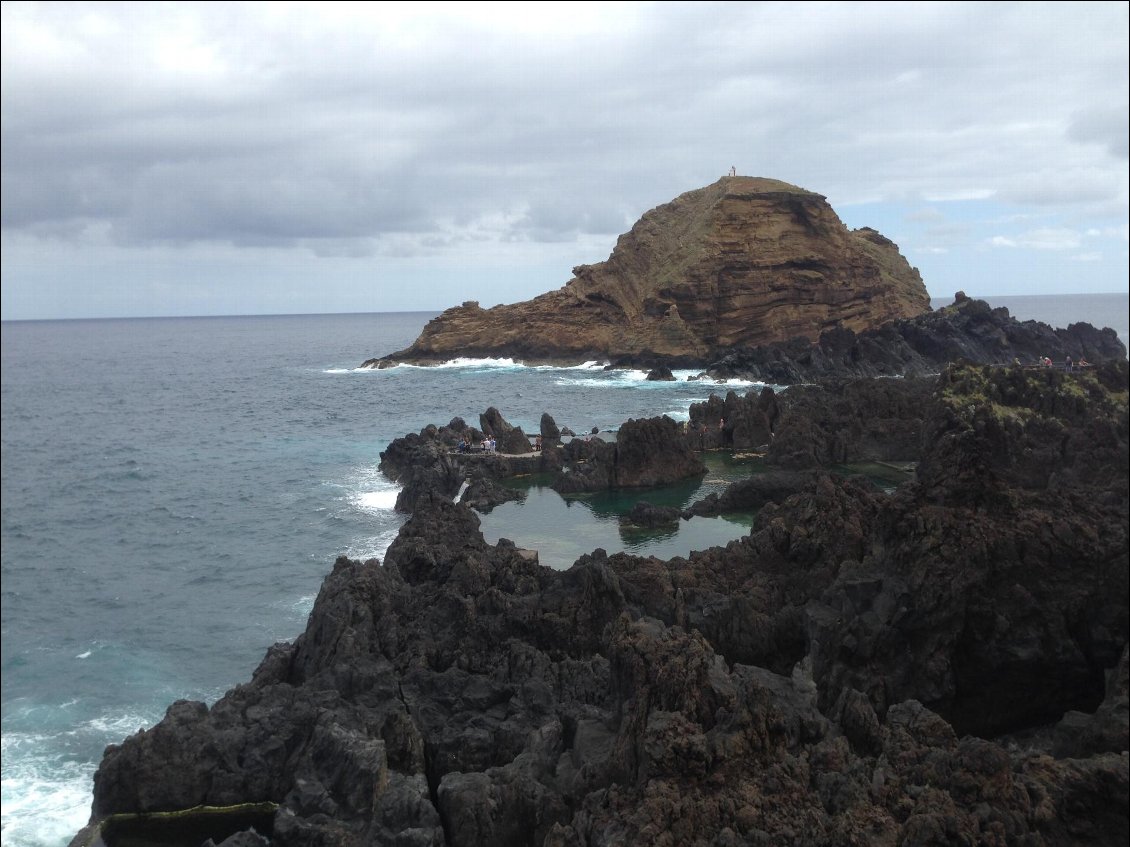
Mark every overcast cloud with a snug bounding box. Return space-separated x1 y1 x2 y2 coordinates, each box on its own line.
2 1 1127 319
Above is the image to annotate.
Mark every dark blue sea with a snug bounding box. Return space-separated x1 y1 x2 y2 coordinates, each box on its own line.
2 293 1127 845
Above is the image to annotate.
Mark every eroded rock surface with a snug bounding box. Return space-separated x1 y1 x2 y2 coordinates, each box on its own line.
553 415 705 494
77 363 1130 847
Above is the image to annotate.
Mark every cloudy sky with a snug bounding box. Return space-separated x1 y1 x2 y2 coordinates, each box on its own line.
2 1 1127 320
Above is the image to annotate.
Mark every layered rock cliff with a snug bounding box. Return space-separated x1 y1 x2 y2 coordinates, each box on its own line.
366 177 931 367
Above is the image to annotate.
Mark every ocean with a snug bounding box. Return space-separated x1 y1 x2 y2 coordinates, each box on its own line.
1 293 1127 845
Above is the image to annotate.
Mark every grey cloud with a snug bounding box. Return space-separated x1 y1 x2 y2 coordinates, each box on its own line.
1069 107 1130 159
1 1 1126 268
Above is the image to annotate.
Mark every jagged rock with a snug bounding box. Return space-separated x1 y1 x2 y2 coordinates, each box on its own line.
366 177 930 367
479 407 533 455
619 501 682 529
539 413 561 446
682 470 823 517
645 366 675 381
764 376 935 468
460 475 525 514
553 416 705 493
77 363 1130 847
706 295 1127 383
1053 644 1130 758
379 421 479 512
687 386 779 450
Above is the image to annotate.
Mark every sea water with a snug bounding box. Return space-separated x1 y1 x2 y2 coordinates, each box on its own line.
2 293 1126 845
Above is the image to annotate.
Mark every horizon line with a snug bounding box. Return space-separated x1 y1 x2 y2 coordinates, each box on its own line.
3 291 1128 325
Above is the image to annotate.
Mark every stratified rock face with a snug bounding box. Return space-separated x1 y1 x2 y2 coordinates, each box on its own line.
370 177 930 366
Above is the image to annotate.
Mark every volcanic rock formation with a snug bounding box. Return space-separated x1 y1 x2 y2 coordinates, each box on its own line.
73 362 1130 846
364 177 931 368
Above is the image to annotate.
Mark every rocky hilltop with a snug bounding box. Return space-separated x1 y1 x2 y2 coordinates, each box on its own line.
366 177 931 368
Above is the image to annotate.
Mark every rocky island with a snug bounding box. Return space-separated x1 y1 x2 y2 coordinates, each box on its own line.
362 179 1124 378
364 176 932 369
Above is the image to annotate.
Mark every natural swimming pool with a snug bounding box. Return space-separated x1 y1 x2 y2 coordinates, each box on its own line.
477 453 914 570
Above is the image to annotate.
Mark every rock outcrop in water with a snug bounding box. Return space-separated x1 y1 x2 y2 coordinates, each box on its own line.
378 412 562 512
552 416 705 494
74 361 1129 847
364 176 931 368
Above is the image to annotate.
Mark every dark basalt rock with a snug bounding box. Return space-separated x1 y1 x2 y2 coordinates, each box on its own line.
687 385 779 450
553 415 705 494
539 412 561 446
77 363 1129 847
460 474 525 514
706 295 1127 383
619 501 682 529
1053 644 1130 758
682 469 823 517
479 407 533 455
380 412 562 512
764 375 935 468
645 366 675 381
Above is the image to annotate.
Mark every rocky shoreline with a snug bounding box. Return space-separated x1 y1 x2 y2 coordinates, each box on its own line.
366 293 1127 384
72 353 1129 846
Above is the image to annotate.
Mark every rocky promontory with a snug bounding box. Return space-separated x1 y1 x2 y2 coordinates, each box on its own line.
364 177 931 368
72 361 1129 847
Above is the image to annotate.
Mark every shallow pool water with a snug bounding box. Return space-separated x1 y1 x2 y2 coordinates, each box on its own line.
477 453 916 570
478 452 759 570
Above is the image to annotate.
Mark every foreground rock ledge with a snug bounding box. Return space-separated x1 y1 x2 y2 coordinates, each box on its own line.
73 362 1129 846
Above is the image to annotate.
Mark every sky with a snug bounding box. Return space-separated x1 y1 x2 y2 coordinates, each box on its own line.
1 1 1127 320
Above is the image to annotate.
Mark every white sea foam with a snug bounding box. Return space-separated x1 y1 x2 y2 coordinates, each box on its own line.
2 706 160 847
713 377 763 388
533 360 609 371
84 709 158 738
75 651 91 659
342 526 403 564
423 356 522 369
0 750 93 847
288 594 316 619
355 489 400 513
364 357 614 372
346 462 403 515
551 367 766 390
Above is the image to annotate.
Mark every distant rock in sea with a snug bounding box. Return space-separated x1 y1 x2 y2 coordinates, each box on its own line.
364 176 930 368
